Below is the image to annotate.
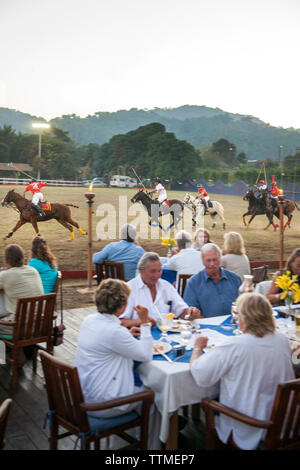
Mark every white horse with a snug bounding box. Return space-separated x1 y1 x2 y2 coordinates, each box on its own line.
183 193 226 230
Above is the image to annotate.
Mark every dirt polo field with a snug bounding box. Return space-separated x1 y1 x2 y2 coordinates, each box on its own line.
0 185 299 308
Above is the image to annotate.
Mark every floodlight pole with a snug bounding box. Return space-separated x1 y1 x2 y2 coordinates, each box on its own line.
278 193 285 269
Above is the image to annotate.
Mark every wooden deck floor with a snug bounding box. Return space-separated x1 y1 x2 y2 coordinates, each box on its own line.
0 306 205 451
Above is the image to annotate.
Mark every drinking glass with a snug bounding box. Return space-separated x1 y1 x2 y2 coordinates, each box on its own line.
157 313 173 344
294 309 300 330
180 325 193 349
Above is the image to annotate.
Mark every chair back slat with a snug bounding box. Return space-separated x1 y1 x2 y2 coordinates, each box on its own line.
40 352 89 432
13 294 56 342
95 261 124 284
264 379 300 449
177 274 192 298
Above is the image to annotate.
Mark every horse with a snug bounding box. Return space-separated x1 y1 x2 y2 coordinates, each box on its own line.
242 188 276 230
131 189 184 232
183 193 226 230
1 189 87 240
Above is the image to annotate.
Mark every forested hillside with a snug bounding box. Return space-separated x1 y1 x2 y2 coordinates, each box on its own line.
1 105 300 160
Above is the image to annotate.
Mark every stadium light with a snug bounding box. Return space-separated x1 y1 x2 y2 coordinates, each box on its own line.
32 122 51 179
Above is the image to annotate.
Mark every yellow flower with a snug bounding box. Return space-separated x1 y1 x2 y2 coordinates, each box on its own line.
161 238 176 248
274 270 300 303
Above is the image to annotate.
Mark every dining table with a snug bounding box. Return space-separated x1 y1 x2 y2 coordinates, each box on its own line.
137 308 300 449
137 314 235 449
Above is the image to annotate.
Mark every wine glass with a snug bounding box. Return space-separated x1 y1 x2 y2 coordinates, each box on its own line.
180 325 193 349
157 313 173 344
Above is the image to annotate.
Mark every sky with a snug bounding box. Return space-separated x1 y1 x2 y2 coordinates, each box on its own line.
0 0 299 128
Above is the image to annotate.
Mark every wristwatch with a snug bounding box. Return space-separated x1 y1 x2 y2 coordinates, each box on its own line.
140 322 152 327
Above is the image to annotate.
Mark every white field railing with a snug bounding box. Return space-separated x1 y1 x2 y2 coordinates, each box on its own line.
0 177 89 187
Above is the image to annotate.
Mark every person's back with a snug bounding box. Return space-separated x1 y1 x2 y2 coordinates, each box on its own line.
166 248 204 282
28 258 58 293
0 265 43 314
93 224 145 281
221 253 250 281
190 293 295 449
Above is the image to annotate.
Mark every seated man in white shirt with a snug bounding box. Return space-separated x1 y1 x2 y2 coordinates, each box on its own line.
190 293 295 450
165 230 204 285
120 252 201 328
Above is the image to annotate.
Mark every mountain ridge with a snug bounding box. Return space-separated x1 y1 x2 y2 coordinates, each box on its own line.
0 105 299 160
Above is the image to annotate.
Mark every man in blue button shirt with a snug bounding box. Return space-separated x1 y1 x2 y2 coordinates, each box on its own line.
93 224 145 281
184 243 242 317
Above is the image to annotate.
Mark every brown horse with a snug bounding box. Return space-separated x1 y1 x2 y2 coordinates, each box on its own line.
1 189 87 240
242 188 300 230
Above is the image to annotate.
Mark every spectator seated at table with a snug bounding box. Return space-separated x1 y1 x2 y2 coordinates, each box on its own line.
221 232 251 281
120 252 201 328
165 230 204 284
267 247 300 305
74 278 161 449
28 236 58 294
92 224 145 281
192 228 213 251
0 244 44 362
184 243 242 317
190 293 295 450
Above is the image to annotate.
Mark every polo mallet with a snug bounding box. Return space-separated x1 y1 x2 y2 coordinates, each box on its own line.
131 167 148 193
7 163 33 180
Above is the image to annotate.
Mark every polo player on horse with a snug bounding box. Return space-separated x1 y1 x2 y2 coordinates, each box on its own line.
149 178 170 212
23 179 47 217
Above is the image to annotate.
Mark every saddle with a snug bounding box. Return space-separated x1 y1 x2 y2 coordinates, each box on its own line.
41 201 51 211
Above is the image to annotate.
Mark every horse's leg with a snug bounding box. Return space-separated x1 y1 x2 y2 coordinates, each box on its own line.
57 219 77 240
245 214 256 229
210 214 216 229
67 217 87 236
242 212 251 226
284 213 293 229
4 218 27 239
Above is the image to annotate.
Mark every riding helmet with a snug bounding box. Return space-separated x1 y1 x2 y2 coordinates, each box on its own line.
259 180 265 184
271 181 276 185
31 179 37 182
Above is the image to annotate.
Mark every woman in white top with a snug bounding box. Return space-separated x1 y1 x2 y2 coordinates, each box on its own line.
190 293 295 450
75 278 161 449
221 231 251 281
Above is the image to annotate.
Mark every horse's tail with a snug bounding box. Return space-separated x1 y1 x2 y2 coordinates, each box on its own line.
65 204 80 208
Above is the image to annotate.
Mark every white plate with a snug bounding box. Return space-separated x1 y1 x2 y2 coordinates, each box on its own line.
152 342 172 355
169 319 195 333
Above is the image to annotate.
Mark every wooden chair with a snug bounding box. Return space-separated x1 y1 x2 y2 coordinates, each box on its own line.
177 274 192 298
40 351 154 450
0 293 57 392
53 270 62 294
95 261 125 285
252 265 268 286
0 398 12 450
201 378 300 450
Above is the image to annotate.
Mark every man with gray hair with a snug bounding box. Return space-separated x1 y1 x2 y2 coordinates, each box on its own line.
120 252 201 328
92 224 145 281
165 230 204 283
184 243 242 317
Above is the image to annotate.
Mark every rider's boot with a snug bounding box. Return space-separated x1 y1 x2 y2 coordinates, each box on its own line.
32 203 45 217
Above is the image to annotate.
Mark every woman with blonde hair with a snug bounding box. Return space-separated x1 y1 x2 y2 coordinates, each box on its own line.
221 231 250 281
192 228 212 251
28 236 58 293
190 293 295 450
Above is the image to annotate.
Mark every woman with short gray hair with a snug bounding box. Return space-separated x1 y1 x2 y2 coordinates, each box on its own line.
75 278 161 449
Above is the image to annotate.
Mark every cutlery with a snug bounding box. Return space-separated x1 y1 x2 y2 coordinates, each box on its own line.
159 351 174 363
